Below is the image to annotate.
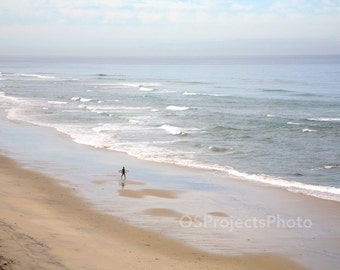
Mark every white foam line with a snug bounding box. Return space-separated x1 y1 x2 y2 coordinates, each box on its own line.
308 117 340 122
48 101 68 105
166 105 190 111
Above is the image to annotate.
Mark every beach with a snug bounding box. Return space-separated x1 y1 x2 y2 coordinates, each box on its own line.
0 56 339 269
0 154 309 270
1 117 340 270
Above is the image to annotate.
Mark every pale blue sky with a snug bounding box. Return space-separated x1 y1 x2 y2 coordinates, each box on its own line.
1 0 339 56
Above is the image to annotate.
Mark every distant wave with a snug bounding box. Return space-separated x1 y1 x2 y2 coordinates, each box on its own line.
160 125 185 135
166 105 190 111
308 117 340 122
139 86 155 91
0 72 57 80
70 97 92 102
100 82 161 89
96 73 126 78
166 79 211 86
260 88 295 93
261 88 326 98
287 122 303 125
21 73 56 79
116 82 142 88
293 93 324 98
302 128 317 133
324 165 340 169
183 91 225 97
47 101 68 105
80 98 92 103
208 146 228 153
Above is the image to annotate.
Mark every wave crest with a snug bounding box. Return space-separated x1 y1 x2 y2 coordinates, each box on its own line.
166 105 190 111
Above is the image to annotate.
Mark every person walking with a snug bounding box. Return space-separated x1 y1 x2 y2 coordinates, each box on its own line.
121 166 127 180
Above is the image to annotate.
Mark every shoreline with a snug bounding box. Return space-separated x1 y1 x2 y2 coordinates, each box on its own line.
0 114 339 269
1 89 339 203
0 154 307 270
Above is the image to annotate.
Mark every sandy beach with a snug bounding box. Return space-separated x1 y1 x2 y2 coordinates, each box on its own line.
0 154 308 270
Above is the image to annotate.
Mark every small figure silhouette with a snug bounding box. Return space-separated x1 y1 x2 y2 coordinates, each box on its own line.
121 166 126 180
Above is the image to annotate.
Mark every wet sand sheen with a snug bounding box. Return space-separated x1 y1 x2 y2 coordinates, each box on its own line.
118 188 179 199
143 208 183 218
0 154 308 270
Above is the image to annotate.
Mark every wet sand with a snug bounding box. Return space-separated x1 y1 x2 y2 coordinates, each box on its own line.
0 154 307 270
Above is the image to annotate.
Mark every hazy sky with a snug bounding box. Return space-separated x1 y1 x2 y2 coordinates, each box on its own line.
1 0 340 56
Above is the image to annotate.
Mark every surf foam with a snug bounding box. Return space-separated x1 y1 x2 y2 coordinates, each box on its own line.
166 105 190 111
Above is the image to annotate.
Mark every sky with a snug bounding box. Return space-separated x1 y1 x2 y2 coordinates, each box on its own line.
0 0 340 56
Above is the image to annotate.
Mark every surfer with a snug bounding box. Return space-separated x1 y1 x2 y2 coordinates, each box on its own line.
121 166 127 180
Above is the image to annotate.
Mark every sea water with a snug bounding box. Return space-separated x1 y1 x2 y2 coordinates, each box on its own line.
0 55 339 201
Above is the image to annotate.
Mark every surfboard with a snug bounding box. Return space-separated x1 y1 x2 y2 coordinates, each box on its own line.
118 169 129 173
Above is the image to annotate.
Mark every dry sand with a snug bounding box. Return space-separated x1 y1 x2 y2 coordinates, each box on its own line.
0 154 307 270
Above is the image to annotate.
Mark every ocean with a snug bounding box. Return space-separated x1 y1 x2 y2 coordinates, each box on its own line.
0 55 339 201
